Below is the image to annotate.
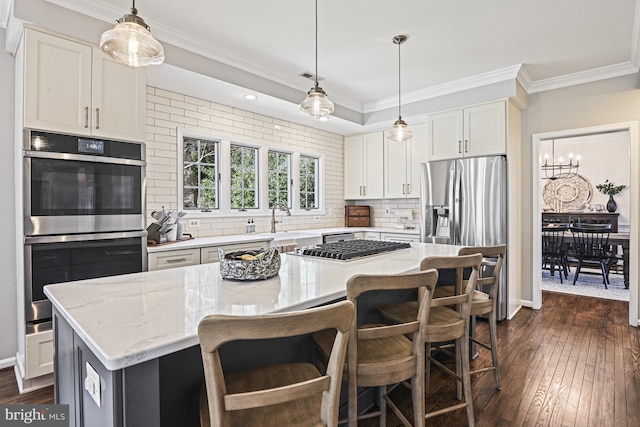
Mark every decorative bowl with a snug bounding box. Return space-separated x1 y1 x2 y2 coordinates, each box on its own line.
218 247 281 281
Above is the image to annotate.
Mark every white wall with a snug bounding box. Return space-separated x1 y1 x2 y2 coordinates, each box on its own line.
144 86 347 235
540 132 631 229
522 75 640 307
0 28 17 364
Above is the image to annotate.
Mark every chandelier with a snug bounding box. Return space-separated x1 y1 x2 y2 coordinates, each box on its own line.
541 140 580 180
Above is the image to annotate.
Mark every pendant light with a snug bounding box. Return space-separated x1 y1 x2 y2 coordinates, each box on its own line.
100 0 164 67
299 0 335 119
387 35 413 142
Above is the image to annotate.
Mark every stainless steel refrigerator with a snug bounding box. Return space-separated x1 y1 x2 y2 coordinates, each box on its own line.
420 156 507 320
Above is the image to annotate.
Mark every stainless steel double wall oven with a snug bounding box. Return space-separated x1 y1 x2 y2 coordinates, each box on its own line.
23 130 147 332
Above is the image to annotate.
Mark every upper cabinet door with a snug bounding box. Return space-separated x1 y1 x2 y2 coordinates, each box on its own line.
344 133 384 200
24 29 92 134
427 101 507 161
463 101 506 157
427 110 463 161
344 135 366 199
23 28 146 142
92 49 146 142
362 132 384 199
407 122 428 198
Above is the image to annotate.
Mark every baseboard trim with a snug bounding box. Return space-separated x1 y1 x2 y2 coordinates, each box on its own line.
14 364 53 394
520 299 534 308
0 356 16 370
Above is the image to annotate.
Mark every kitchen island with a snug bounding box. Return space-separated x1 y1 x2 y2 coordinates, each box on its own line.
45 242 462 427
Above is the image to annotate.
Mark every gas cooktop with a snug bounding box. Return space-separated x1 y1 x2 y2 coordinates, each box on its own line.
292 239 411 261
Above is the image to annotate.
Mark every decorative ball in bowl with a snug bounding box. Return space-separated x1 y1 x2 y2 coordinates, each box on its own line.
218 247 281 281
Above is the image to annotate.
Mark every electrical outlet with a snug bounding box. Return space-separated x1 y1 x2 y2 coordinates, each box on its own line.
84 362 101 407
188 219 200 229
314 216 320 220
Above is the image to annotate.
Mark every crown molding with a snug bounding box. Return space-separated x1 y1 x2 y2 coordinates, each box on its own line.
363 65 523 114
527 62 639 94
0 0 11 29
44 0 361 113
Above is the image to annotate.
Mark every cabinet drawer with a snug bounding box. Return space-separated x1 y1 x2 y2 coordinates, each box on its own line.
24 330 53 379
201 241 270 264
148 249 200 271
380 233 420 243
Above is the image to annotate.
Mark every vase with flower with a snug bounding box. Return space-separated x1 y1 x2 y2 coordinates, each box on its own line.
595 179 626 212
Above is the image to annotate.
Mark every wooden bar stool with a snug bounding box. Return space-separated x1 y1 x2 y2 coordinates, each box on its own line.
456 245 506 389
313 268 439 427
377 253 482 427
198 300 354 427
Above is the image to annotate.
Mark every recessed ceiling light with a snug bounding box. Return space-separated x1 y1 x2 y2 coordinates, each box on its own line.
243 94 257 100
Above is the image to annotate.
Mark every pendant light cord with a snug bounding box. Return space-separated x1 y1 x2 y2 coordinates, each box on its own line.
315 0 319 87
397 39 402 118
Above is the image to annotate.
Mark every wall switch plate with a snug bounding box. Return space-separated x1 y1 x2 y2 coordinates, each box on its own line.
188 219 200 229
84 362 101 407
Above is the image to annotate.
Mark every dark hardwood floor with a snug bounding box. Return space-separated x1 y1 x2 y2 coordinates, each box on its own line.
2 291 639 426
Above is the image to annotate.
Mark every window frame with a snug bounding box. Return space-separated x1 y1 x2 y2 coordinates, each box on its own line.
177 129 325 218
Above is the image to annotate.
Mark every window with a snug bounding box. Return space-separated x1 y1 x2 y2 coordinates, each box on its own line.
268 150 291 208
179 132 323 215
299 155 319 210
182 137 218 210
230 144 258 210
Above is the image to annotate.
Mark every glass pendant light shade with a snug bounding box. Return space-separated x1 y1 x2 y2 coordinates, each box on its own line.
100 3 164 67
300 82 335 118
387 117 413 142
299 0 334 119
387 35 412 142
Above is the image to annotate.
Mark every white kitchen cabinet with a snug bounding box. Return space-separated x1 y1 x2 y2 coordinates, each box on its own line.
384 122 428 198
363 232 381 240
148 248 201 271
24 330 53 379
380 232 420 243
427 101 506 161
23 28 146 142
344 132 384 200
201 241 270 264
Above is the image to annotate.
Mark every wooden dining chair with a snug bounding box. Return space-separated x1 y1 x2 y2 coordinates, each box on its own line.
570 224 613 288
313 268 439 427
198 300 354 427
542 227 569 283
376 253 482 427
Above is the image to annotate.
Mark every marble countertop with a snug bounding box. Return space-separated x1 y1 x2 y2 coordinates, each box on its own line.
44 242 458 371
147 227 421 253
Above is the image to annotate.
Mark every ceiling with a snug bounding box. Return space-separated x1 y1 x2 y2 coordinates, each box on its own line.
5 0 640 135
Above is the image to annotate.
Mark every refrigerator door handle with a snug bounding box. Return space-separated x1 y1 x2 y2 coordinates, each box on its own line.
449 161 459 244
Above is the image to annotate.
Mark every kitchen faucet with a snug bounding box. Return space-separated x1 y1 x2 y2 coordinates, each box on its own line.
271 203 291 233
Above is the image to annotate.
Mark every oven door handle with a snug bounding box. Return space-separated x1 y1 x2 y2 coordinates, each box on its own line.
23 150 146 167
25 231 148 245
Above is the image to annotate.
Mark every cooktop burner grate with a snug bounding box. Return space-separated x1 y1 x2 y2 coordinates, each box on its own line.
295 239 411 260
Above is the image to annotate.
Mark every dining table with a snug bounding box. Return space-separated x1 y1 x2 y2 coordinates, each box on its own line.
542 225 630 289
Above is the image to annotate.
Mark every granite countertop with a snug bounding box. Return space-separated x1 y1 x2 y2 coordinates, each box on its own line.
44 242 458 371
147 227 421 253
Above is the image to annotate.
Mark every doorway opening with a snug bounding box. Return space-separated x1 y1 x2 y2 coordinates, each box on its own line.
532 122 638 326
